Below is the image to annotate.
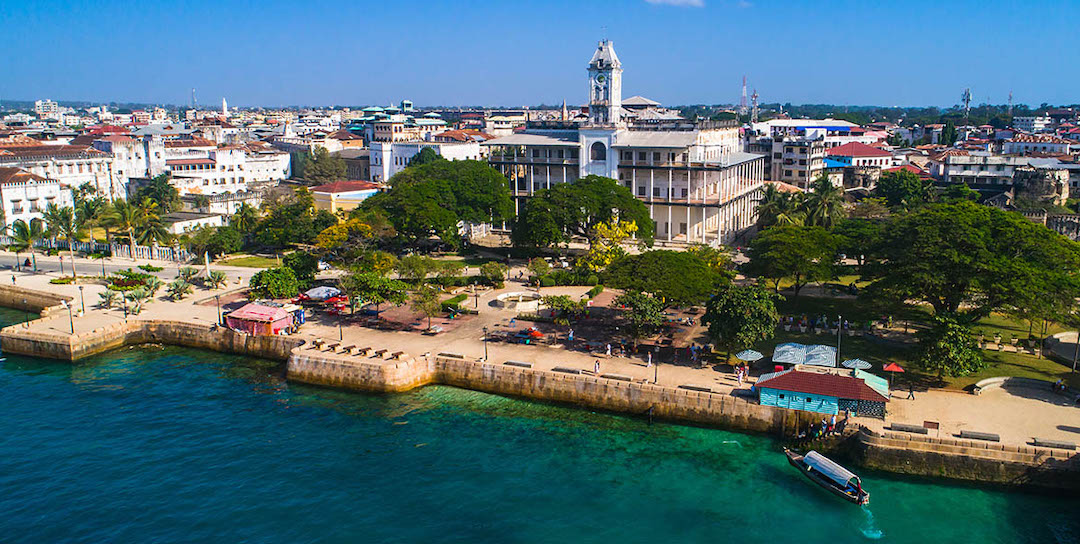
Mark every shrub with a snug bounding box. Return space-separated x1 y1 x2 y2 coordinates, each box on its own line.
144 276 165 296
107 268 154 292
206 270 228 289
586 285 605 298
440 293 468 311
249 267 300 299
138 264 164 272
177 267 199 282
539 277 556 288
479 262 508 286
166 279 194 301
585 274 599 286
49 277 74 285
283 251 319 284
98 289 119 309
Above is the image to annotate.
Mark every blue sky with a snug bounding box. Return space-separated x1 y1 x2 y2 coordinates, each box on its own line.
2 0 1077 108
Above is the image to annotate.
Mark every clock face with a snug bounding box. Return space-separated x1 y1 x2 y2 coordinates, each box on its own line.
595 74 606 84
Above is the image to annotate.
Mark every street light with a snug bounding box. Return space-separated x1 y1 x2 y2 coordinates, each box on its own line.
483 326 489 361
22 298 29 327
215 294 222 325
474 283 479 309
61 300 74 334
837 313 843 364
59 255 64 276
78 285 85 314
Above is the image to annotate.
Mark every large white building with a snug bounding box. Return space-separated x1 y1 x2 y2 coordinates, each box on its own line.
369 140 484 184
0 144 117 199
0 167 75 229
1013 116 1052 133
483 40 764 245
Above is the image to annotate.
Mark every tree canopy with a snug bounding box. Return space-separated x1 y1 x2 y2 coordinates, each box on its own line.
134 173 181 213
875 169 933 209
512 175 654 248
863 201 1080 322
604 250 727 307
293 147 346 184
363 160 513 247
704 284 780 357
251 188 338 248
744 225 837 297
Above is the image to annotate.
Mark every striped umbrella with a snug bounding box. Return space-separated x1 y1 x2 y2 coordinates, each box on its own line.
841 358 872 370
735 349 764 362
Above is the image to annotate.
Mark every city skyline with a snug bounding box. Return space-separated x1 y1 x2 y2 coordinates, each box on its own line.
3 0 1079 108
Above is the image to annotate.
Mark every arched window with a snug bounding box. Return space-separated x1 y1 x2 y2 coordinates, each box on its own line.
590 141 606 161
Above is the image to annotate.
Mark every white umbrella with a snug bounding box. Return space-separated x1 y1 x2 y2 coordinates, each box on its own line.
735 349 764 362
304 286 341 301
841 358 872 370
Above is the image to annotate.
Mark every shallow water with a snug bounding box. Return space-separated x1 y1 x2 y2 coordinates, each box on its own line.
0 307 1076 543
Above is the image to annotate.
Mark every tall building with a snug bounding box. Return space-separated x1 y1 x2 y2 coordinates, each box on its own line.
483 40 764 245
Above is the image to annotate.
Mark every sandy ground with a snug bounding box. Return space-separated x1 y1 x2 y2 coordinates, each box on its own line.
6 251 1079 448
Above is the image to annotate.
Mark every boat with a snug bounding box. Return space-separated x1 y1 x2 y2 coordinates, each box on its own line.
784 448 869 505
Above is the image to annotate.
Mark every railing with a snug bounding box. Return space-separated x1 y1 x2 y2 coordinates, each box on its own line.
0 236 192 262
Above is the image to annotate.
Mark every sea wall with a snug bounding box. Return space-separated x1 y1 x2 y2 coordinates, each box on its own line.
849 428 1080 490
0 318 302 362
0 284 73 318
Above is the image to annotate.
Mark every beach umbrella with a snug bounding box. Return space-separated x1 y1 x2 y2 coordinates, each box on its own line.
735 349 764 362
304 286 341 301
841 358 872 370
883 362 905 387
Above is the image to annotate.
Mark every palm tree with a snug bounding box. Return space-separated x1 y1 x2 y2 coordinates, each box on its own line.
103 199 141 260
43 204 83 283
10 218 44 272
76 196 107 251
134 198 171 248
230 202 259 235
754 183 785 228
803 176 844 229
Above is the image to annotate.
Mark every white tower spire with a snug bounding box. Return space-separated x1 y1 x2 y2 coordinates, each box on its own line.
222 97 228 117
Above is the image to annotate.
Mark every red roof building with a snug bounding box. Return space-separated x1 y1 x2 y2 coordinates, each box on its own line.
757 369 889 403
826 142 892 158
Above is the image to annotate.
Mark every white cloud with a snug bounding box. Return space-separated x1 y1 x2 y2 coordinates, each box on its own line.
645 0 706 7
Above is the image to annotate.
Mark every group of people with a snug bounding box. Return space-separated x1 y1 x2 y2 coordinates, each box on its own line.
781 314 863 332
734 362 749 386
797 415 842 441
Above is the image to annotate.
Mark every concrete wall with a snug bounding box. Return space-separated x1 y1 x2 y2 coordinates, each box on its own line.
0 284 73 317
849 428 1080 490
0 318 302 362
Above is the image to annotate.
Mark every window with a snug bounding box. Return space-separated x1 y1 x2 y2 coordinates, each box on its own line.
806 397 813 403
590 142 606 161
532 149 541 158
637 186 645 196
638 152 646 161
778 394 785 399
653 152 660 161
681 188 688 197
784 170 793 177
622 151 632 161
653 187 661 197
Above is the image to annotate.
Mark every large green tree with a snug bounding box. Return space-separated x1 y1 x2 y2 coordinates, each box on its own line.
613 291 664 349
513 175 654 248
803 175 845 228
249 267 300 299
875 169 933 209
703 284 780 359
364 160 513 247
134 173 181 213
744 225 837 297
863 201 1080 322
833 218 882 267
338 269 409 312
604 250 727 307
252 188 338 248
916 316 986 378
300 147 347 184
42 204 83 283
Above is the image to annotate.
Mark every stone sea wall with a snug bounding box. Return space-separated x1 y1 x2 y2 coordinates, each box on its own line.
0 284 73 318
848 428 1080 490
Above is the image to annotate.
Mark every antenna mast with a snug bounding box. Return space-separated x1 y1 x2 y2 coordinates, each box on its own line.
739 76 748 117
961 88 972 126
750 88 759 123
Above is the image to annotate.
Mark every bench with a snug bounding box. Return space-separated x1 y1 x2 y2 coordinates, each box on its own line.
327 343 341 352
600 373 632 382
890 423 929 435
391 351 406 360
972 376 1078 397
504 361 533 369
373 349 388 358
1032 438 1077 451
678 384 713 393
959 430 1001 442
340 345 356 354
311 339 325 350
552 366 582 375
355 346 371 356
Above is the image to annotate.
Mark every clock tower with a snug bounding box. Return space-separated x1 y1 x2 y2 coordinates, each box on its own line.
587 40 622 127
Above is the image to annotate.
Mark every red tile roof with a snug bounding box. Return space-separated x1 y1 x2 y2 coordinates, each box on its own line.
756 370 888 402
884 164 926 175
311 180 381 194
0 166 49 185
1009 133 1072 145
826 142 892 158
164 137 215 148
434 129 495 142
0 145 104 158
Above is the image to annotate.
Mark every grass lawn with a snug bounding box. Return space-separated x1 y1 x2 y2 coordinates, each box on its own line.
945 351 1080 390
219 255 280 268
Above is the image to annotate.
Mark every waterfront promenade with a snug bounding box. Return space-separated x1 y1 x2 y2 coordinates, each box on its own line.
2 254 1077 455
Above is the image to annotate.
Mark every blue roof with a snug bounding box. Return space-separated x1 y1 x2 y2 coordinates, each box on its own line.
824 158 848 169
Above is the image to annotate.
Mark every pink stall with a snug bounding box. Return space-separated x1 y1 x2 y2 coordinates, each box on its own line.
225 303 294 336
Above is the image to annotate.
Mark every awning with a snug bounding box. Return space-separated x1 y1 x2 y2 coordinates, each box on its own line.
804 451 859 487
773 343 836 367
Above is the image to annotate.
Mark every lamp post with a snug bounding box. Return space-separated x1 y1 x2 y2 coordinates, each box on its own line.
78 285 85 314
31 254 37 273
22 298 29 327
1072 330 1079 374
836 314 843 364
215 295 222 325
61 300 74 334
654 361 658 384
483 326 489 361
59 255 64 276
474 283 479 309
101 256 106 278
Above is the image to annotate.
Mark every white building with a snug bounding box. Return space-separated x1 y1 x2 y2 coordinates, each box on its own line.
369 140 484 184
1013 116 1052 133
483 40 764 245
0 144 117 199
162 211 225 235
34 99 59 118
1002 134 1073 156
927 150 1027 187
0 167 75 228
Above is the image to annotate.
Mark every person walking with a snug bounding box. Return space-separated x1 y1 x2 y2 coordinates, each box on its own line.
647 351 652 367
568 328 574 342
594 360 600 375
907 382 916 400
10 275 15 286
606 343 611 357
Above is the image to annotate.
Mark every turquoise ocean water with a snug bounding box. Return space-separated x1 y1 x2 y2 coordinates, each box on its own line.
0 307 1077 543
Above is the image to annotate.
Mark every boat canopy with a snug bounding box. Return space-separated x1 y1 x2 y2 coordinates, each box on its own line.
804 451 860 487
